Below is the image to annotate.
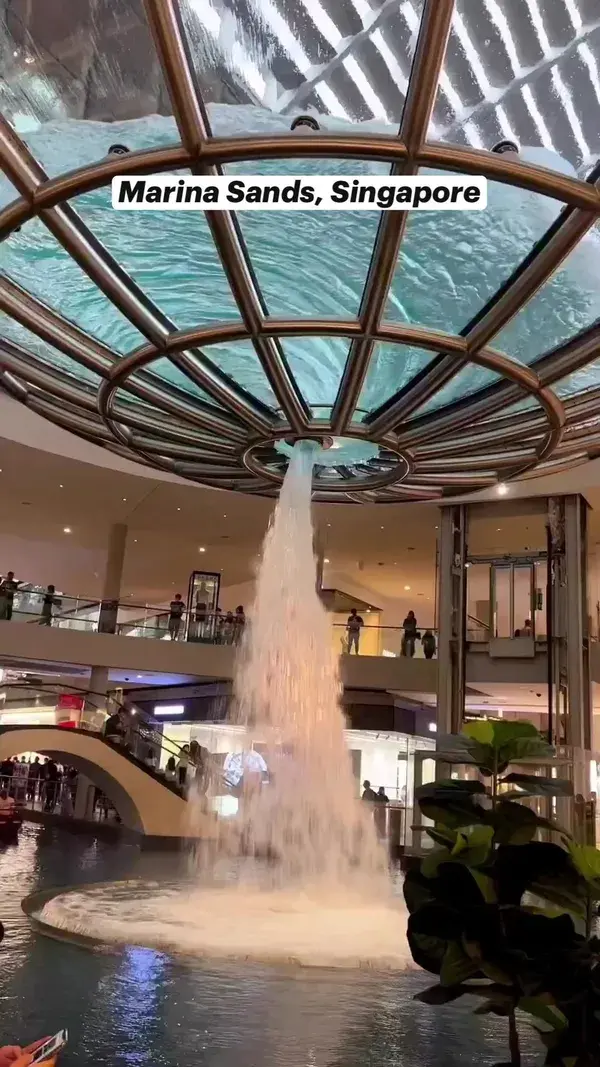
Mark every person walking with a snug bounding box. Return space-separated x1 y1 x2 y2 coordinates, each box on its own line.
168 593 185 640
234 605 246 644
346 608 364 654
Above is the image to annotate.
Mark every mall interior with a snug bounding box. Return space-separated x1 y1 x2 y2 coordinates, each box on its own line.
2 0 600 1062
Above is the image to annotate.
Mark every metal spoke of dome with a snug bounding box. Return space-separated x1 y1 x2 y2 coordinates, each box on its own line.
330 0 455 436
143 0 310 433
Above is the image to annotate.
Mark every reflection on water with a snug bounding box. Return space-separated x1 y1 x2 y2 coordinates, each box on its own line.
0 825 542 1067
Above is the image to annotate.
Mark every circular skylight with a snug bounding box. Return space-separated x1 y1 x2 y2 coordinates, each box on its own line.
1 0 600 502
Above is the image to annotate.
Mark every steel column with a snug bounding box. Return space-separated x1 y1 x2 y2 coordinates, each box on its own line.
436 504 468 737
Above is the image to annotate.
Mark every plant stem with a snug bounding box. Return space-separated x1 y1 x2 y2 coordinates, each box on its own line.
508 1009 521 1067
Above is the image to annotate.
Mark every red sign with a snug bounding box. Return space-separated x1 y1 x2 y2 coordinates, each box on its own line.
57 694 85 712
57 719 77 729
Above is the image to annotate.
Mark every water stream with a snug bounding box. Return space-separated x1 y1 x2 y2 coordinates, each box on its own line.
39 442 410 969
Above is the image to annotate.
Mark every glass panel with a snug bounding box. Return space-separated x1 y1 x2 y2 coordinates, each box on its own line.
467 563 491 641
385 172 563 335
72 180 241 332
202 340 277 408
493 233 600 365
0 315 102 386
534 561 547 640
226 156 387 318
514 566 533 636
408 365 502 419
185 0 424 126
556 366 600 398
147 357 217 405
0 0 171 159
359 342 435 413
493 567 511 638
425 0 589 173
279 336 349 407
0 219 145 353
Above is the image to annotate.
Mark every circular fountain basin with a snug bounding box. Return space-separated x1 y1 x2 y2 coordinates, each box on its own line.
28 880 414 971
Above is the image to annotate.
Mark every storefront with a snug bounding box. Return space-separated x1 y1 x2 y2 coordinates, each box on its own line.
157 717 435 809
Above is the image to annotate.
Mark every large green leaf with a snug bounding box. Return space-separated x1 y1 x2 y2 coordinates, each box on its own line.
492 720 540 744
463 720 495 745
413 983 469 1005
440 942 481 986
567 842 600 890
500 773 572 798
418 789 489 830
417 778 488 796
492 801 561 846
518 997 567 1032
451 825 494 867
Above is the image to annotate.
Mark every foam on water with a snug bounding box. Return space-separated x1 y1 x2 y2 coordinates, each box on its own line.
39 882 412 969
39 442 408 968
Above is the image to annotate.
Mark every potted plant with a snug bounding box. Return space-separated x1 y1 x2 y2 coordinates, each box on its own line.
404 719 600 1066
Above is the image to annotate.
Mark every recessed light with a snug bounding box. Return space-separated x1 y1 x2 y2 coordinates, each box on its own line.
133 539 138 543
496 483 508 496
327 523 331 527
497 527 502 531
177 507 181 512
59 484 63 489
435 525 439 530
223 514 227 518
404 585 411 590
63 527 71 534
324 557 330 563
199 547 206 553
137 674 143 679
380 525 384 529
122 497 127 502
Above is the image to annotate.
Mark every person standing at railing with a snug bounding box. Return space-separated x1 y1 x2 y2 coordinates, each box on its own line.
177 744 190 789
26 757 41 802
401 611 418 657
422 630 436 660
39 584 59 626
346 608 364 654
0 572 20 621
234 606 246 645
168 593 185 640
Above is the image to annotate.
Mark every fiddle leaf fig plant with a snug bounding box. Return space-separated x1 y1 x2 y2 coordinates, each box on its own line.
404 719 600 1067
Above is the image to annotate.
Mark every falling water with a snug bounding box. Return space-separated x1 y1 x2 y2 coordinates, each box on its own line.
39 441 411 967
230 440 386 892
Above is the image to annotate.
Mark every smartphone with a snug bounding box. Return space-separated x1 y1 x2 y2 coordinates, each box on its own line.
29 1030 68 1063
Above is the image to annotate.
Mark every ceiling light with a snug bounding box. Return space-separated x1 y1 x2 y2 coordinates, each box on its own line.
496 483 508 496
380 525 384 529
177 507 181 512
435 525 439 530
223 514 227 518
122 497 127 502
63 527 71 534
404 585 411 590
497 527 502 531
428 722 437 732
133 539 138 543
137 674 143 679
324 557 330 563
327 523 331 527
199 546 206 553
59 484 64 489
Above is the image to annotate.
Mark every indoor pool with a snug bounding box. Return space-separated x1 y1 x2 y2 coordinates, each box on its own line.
0 824 541 1067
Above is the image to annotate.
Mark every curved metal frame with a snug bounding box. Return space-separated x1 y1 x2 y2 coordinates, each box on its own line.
1 0 600 502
